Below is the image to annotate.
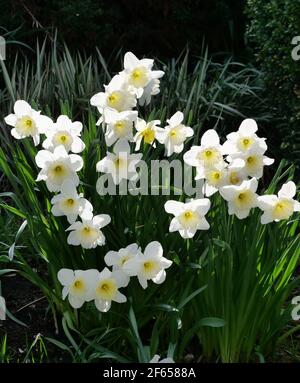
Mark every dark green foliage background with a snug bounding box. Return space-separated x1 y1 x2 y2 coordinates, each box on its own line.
1 0 245 57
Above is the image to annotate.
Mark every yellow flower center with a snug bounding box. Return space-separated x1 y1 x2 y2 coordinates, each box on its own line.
70 278 86 296
129 67 149 88
142 127 155 144
273 199 294 220
229 171 240 185
107 91 123 111
115 121 125 132
121 256 130 266
198 148 221 166
143 261 155 272
235 190 254 209
96 279 117 300
184 211 193 219
16 116 36 136
54 165 62 173
67 198 74 206
238 137 253 151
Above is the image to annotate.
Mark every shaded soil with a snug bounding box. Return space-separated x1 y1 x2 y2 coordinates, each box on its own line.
0 273 68 362
1 272 300 363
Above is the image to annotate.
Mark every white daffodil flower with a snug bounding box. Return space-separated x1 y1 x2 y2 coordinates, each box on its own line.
219 177 258 219
133 118 163 150
139 78 161 106
149 355 175 363
183 129 224 178
42 115 85 153
156 112 193 156
4 100 52 146
57 268 99 309
51 180 93 224
124 241 172 289
66 214 111 249
222 119 267 155
86 267 127 313
202 161 228 197
257 181 300 224
35 145 83 192
164 199 211 239
104 243 142 287
90 74 136 116
226 158 247 186
229 146 274 179
103 108 138 146
96 139 142 185
121 52 164 99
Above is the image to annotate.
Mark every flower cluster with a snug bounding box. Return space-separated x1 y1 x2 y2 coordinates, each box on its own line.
4 51 299 317
58 241 172 311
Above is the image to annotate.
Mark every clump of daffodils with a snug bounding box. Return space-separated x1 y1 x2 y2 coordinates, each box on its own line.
4 51 299 317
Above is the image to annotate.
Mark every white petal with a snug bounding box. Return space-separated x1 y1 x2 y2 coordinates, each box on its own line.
257 195 277 210
104 251 119 266
137 275 148 289
69 154 84 171
69 295 85 309
14 100 31 117
4 114 17 126
35 150 54 168
57 269 74 286
168 111 183 126
152 269 166 284
278 181 296 199
261 211 273 224
67 231 81 246
164 200 184 215
71 137 85 153
113 291 127 303
93 214 111 229
124 51 139 70
169 217 181 232
95 299 111 312
144 241 163 258
201 129 220 146
239 119 258 136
